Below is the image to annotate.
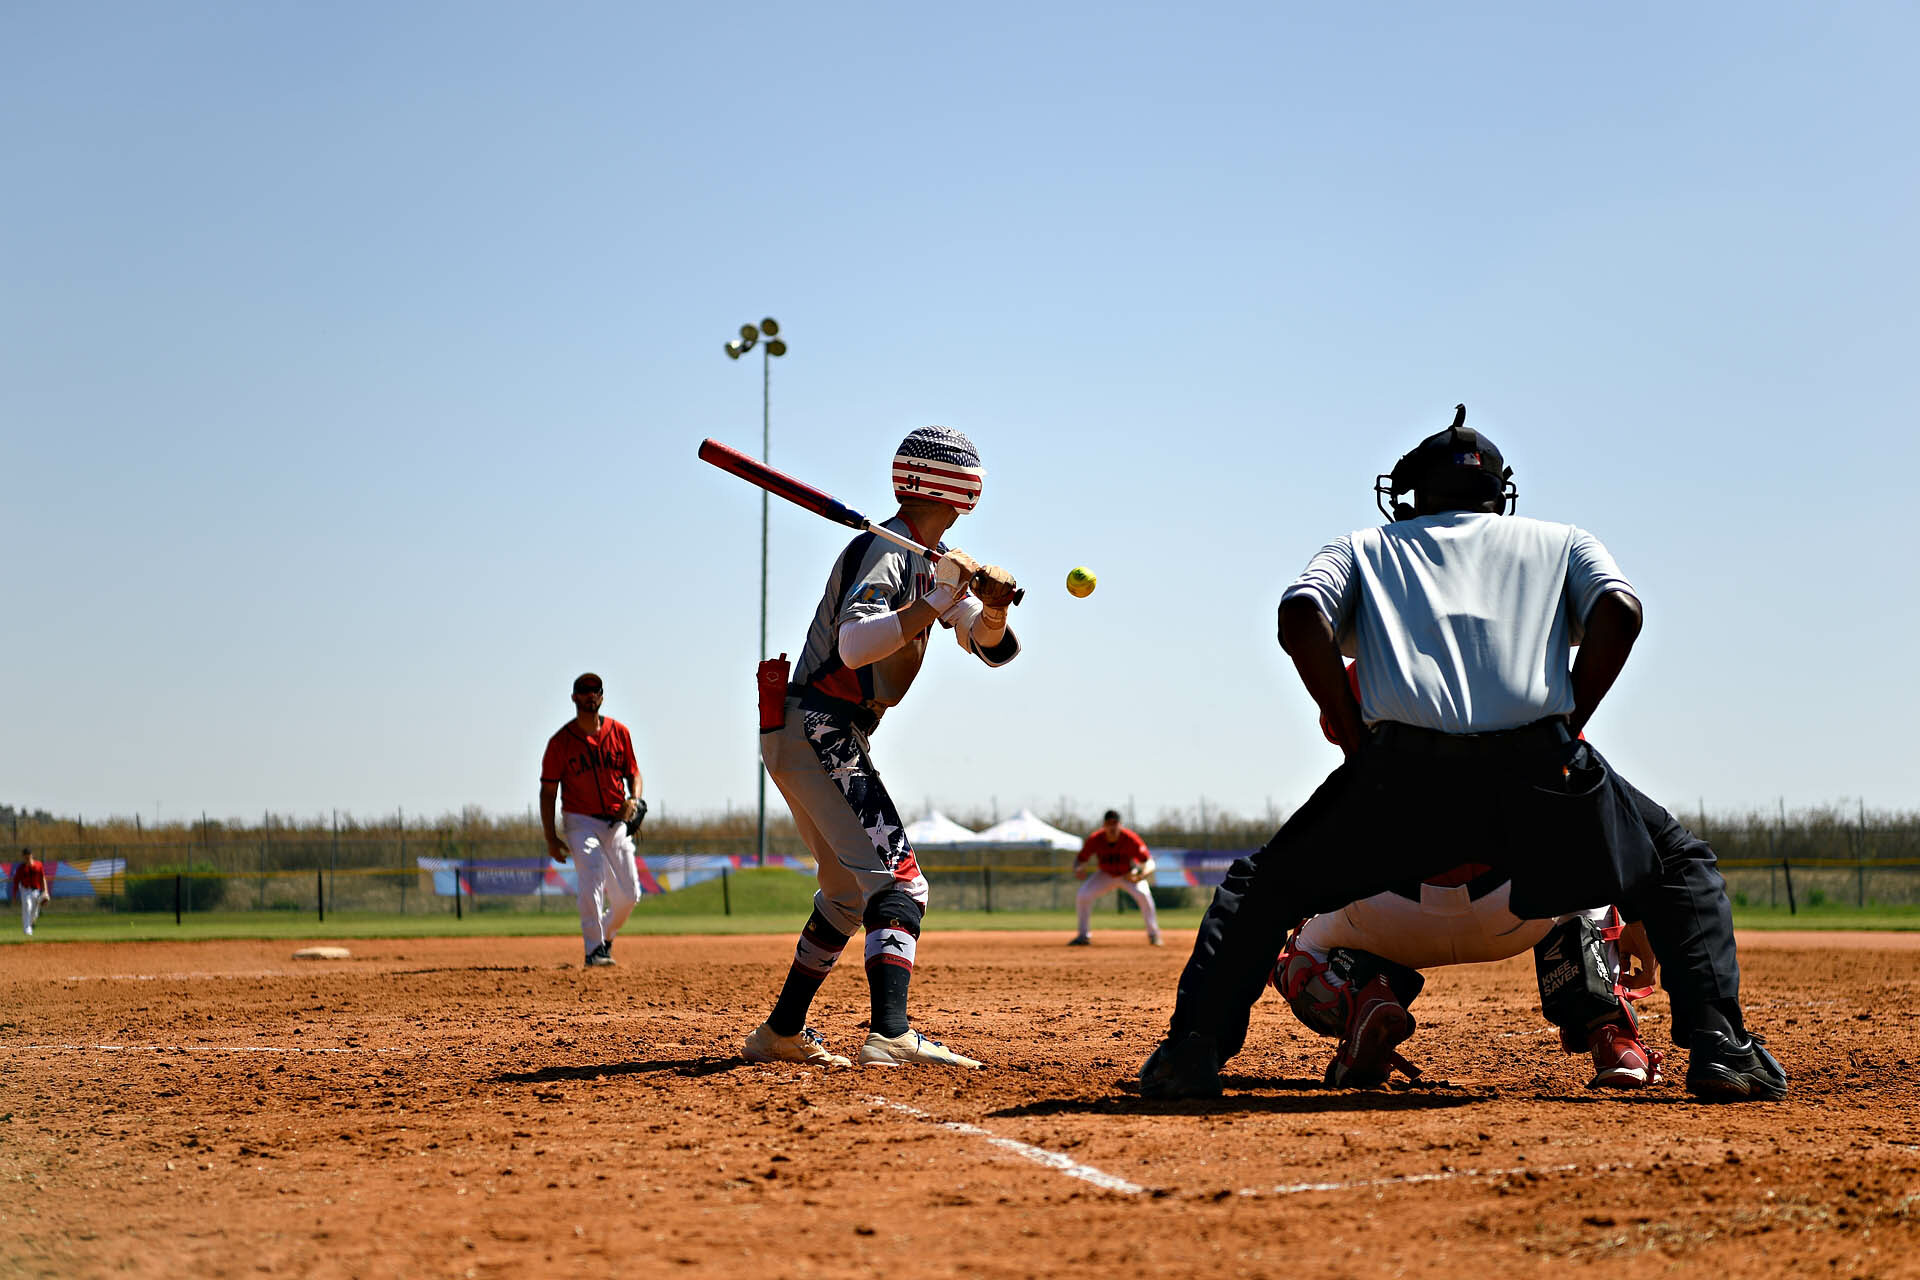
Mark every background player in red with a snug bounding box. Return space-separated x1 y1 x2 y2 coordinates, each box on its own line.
1068 810 1160 946
10 848 51 938
539 673 644 968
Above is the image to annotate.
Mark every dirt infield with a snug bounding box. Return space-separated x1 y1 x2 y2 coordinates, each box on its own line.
3 930 1918 1279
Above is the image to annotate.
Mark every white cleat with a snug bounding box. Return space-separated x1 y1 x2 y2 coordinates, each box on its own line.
859 1029 983 1069
744 1021 852 1068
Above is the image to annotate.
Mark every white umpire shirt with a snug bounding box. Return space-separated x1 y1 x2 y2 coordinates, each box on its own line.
1281 511 1638 734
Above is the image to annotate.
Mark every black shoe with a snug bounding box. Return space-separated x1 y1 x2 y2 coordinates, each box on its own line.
1066 936 1091 947
1684 1029 1786 1101
585 942 616 968
1139 1033 1222 1100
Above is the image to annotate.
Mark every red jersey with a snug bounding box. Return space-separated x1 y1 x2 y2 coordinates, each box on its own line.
1077 827 1150 878
10 858 48 894
540 717 637 817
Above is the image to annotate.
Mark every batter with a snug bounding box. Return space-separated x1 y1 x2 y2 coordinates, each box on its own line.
745 426 1021 1070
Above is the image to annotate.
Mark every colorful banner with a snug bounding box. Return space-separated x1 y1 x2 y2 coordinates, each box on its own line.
2 859 126 901
416 853 813 897
1150 849 1253 889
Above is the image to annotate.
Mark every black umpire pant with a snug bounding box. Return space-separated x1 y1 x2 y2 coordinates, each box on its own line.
1168 719 1742 1062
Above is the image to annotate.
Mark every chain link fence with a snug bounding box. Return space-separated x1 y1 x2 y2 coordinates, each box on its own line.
8 814 1920 916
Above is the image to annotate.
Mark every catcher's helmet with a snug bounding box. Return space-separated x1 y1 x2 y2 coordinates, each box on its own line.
1374 404 1517 522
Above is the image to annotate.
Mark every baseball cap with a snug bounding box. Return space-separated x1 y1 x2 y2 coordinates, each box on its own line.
572 673 604 695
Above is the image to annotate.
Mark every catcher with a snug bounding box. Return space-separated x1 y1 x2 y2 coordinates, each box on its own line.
1068 810 1161 946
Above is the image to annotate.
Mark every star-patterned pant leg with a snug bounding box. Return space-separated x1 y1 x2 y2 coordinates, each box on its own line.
773 711 929 917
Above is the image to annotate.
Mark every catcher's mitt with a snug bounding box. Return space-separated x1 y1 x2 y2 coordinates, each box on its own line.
972 564 1021 608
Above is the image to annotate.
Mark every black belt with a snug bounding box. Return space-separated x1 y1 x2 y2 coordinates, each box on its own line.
588 812 624 824
1386 866 1510 903
1369 716 1571 757
790 682 880 735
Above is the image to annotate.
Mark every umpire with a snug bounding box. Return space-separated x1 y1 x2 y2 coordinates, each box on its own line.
1141 406 1785 1103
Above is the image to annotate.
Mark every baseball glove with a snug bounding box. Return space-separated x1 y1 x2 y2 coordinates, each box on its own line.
972 564 1020 608
622 797 649 838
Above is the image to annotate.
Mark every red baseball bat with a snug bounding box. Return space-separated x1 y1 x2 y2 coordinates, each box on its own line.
697 439 1023 604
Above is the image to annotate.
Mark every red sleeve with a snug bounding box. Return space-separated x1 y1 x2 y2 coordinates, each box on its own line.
1128 831 1151 863
1076 835 1094 863
1319 662 1362 746
540 733 565 783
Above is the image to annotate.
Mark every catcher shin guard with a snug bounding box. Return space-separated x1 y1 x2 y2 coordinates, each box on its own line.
1535 915 1631 1047
863 889 923 1038
769 909 852 1036
1273 945 1426 1040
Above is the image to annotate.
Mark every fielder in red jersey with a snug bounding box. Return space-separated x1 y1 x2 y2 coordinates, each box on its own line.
1068 811 1160 946
10 849 50 937
539 673 644 967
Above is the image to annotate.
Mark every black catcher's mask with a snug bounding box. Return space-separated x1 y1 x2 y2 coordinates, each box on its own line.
1374 404 1518 522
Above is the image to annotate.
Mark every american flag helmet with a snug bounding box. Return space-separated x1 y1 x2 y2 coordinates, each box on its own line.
892 426 985 513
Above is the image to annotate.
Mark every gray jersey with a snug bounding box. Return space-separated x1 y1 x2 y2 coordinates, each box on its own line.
791 515 1018 724
1281 511 1636 734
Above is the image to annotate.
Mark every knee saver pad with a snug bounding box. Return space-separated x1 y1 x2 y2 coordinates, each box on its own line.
1535 916 1626 1036
863 888 923 937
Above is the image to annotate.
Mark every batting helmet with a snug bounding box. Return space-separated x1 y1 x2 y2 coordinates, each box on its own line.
1374 404 1517 522
892 426 985 513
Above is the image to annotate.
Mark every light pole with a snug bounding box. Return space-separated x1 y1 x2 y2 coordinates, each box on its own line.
725 317 787 867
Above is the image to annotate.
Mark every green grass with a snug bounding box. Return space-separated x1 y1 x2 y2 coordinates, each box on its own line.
1729 902 1920 930
5 869 1913 945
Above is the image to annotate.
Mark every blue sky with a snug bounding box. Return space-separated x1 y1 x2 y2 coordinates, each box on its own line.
5 3 1916 827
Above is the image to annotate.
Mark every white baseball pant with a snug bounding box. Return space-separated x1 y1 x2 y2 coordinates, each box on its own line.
20 888 46 937
1075 871 1159 940
563 813 639 955
1293 879 1610 969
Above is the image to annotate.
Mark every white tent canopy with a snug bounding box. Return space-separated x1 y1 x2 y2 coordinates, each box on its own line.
973 809 1084 852
903 810 986 849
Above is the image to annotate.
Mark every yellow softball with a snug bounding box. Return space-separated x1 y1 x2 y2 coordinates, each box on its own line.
1066 566 1097 598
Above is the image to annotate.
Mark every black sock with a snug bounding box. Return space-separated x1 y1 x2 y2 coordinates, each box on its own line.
864 922 918 1038
769 910 850 1036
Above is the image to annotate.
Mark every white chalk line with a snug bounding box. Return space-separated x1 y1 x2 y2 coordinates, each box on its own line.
868 1097 1145 1195
63 971 297 983
869 1098 1664 1202
1240 1161 1598 1198
17 1042 409 1056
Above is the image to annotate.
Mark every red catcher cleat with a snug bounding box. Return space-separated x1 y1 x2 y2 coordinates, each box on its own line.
1587 1022 1664 1090
1324 975 1416 1088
